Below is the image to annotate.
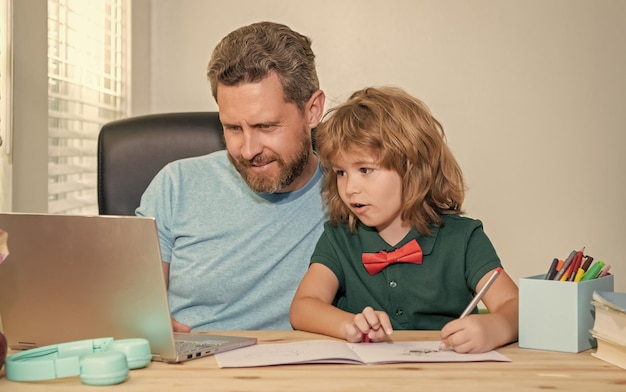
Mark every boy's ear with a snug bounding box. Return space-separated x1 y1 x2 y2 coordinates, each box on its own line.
307 90 326 129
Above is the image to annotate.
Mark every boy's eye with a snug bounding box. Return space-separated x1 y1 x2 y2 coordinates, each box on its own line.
334 169 345 177
360 168 373 174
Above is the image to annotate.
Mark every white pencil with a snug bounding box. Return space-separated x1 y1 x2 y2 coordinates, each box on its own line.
438 267 503 351
460 267 503 318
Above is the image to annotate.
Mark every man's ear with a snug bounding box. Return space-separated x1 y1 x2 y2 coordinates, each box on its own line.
306 90 326 129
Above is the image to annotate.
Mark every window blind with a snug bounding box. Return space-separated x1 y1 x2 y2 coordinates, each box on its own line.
48 0 128 214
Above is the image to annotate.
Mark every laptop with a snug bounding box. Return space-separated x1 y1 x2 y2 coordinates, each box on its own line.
0 212 256 363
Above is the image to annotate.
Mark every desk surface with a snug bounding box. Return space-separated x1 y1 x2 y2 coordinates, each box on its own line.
1 330 625 391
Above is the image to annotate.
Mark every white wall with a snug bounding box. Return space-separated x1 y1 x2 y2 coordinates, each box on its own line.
149 0 626 291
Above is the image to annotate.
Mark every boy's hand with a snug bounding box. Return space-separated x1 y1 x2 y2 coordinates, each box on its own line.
344 306 393 343
440 314 496 353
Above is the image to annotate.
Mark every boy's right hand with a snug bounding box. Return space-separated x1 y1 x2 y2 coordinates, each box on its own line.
344 306 393 343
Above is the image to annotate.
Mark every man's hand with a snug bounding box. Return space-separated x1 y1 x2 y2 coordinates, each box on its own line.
171 317 192 333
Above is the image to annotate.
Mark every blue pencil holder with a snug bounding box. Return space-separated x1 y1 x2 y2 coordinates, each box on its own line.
518 273 614 353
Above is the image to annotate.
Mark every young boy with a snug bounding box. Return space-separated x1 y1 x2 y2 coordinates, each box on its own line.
290 87 518 353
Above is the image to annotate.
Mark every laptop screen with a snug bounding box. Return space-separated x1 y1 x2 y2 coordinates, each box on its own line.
0 213 178 359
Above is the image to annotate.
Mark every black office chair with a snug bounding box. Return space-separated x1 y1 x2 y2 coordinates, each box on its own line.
97 112 225 216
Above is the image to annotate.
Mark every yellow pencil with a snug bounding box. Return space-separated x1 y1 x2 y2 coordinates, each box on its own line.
573 268 585 282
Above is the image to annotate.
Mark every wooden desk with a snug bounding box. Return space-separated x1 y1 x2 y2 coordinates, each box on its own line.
1 330 624 391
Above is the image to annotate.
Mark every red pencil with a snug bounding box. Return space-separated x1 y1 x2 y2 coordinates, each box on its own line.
567 250 584 281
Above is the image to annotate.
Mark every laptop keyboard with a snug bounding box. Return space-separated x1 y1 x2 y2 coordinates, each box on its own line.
175 338 227 354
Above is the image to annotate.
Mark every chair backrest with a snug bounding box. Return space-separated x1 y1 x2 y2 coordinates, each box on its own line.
97 112 224 215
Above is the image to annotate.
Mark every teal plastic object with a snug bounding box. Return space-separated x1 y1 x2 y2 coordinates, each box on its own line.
79 351 129 386
5 337 151 385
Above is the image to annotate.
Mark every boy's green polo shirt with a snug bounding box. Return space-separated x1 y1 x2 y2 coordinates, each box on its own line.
311 214 502 330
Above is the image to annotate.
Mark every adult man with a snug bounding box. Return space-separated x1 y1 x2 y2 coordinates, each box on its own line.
136 21 326 331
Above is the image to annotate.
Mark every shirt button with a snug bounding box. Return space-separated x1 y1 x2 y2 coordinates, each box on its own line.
395 308 404 316
389 281 397 288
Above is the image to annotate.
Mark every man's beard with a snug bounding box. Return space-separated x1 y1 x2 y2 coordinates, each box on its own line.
228 136 312 193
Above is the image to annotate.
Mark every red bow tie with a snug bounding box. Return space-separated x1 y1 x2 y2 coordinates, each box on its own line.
362 239 423 275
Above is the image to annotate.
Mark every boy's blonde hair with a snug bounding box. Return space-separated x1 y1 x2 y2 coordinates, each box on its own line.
315 86 465 235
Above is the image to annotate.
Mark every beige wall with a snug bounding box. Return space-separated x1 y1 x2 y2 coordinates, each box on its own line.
149 0 626 290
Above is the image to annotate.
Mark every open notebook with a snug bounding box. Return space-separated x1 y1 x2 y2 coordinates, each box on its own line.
0 213 256 363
